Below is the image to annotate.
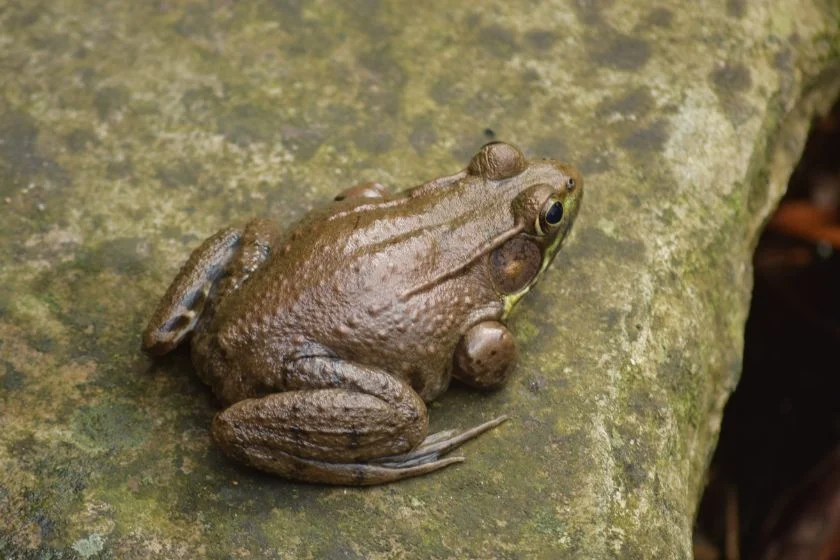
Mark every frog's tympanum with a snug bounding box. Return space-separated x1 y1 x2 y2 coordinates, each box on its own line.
142 142 583 485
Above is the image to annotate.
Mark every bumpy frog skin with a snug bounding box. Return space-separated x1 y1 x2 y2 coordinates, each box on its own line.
142 142 583 485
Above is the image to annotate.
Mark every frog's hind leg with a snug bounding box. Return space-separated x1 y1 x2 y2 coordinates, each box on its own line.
142 226 243 356
211 357 506 485
369 415 507 469
143 219 278 356
212 218 276 296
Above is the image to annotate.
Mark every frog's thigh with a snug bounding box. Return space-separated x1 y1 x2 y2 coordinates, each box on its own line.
453 321 519 389
214 388 424 461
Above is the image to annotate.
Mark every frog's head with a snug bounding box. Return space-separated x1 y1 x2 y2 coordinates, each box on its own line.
468 142 584 313
401 142 582 307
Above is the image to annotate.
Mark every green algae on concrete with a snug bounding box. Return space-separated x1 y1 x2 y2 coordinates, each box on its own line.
1 1 839 558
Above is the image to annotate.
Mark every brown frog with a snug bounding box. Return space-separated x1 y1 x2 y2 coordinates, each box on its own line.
142 142 583 485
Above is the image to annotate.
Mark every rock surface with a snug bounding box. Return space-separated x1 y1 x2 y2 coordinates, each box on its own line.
1 1 839 557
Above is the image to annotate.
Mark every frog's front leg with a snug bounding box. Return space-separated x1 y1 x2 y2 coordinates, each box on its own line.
452 321 519 389
142 219 277 356
211 356 506 485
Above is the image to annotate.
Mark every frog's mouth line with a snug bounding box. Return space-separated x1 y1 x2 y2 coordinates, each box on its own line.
400 223 527 300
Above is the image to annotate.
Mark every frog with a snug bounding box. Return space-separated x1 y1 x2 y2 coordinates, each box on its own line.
142 141 583 485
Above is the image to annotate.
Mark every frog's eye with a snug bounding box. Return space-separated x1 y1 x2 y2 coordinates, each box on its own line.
536 197 564 235
468 142 527 180
567 177 576 191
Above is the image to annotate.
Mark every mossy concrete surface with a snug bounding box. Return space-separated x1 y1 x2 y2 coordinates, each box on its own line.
1 1 839 557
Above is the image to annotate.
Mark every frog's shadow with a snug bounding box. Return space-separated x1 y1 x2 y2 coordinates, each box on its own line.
140 343 219 410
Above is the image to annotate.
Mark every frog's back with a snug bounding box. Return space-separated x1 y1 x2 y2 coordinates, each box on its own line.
204 193 505 400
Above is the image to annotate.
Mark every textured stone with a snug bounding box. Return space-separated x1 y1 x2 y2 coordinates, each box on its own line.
1 1 839 557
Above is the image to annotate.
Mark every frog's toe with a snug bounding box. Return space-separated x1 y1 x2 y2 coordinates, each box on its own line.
370 415 507 468
420 428 458 446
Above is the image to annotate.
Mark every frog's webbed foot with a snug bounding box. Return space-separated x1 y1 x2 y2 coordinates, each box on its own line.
211 356 506 485
370 415 508 468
